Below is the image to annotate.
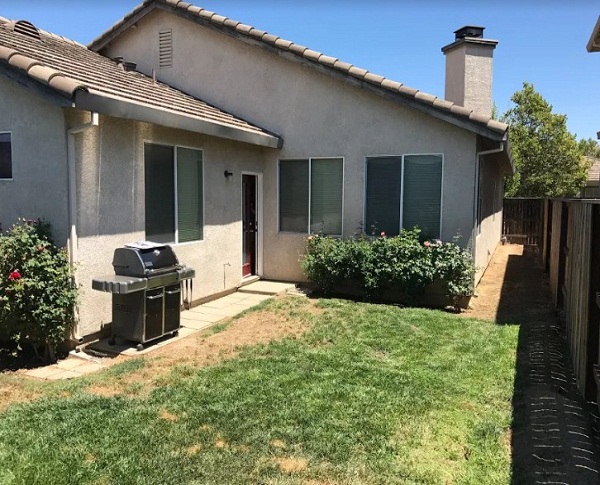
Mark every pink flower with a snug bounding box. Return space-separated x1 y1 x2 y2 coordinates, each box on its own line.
307 236 313 241
380 231 386 237
424 241 431 247
8 270 21 281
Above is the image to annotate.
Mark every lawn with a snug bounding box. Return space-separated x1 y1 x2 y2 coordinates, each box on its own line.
0 297 518 484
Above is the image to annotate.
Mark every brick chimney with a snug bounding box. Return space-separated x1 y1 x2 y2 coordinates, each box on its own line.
442 26 498 118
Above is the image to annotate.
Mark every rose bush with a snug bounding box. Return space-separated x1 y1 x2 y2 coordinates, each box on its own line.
301 229 475 309
0 219 77 361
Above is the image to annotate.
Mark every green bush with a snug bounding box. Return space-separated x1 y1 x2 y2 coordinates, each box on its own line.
301 229 475 307
0 219 77 360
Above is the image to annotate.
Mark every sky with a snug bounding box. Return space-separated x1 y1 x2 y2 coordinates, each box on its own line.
1 0 598 140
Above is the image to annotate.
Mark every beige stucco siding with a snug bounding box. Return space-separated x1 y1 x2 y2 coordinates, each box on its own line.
103 10 481 283
475 155 504 282
0 75 69 244
68 111 268 337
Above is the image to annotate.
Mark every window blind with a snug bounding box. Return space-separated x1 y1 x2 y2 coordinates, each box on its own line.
365 157 402 235
144 144 175 243
310 158 343 235
176 147 203 243
402 154 442 239
279 160 309 232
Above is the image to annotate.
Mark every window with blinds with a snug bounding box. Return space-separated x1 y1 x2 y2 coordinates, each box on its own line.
144 143 203 243
365 154 442 238
0 132 12 179
279 157 343 235
365 157 402 235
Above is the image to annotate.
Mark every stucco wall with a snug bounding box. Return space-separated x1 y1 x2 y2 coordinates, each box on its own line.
475 155 504 282
102 9 482 283
0 75 69 244
444 42 495 119
68 112 267 337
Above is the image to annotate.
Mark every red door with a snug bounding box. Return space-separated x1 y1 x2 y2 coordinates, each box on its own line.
242 175 257 277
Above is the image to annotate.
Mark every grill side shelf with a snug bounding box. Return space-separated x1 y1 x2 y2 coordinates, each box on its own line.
92 275 148 294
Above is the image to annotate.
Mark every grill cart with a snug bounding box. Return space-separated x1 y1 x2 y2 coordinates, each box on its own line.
92 242 195 350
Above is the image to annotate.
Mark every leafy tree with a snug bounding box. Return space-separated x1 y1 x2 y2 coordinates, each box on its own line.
502 83 589 197
578 137 600 158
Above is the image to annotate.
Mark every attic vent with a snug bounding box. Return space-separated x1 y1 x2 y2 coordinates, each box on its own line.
159 29 173 68
13 20 41 40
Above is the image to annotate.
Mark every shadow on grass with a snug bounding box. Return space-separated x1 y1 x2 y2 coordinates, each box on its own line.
494 247 600 484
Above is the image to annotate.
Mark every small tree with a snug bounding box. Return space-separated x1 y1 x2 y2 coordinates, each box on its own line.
0 219 77 361
502 83 589 197
578 138 600 159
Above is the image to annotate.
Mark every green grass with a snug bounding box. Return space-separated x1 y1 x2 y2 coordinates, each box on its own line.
0 298 518 484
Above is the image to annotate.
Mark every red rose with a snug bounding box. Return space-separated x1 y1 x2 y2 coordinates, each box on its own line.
8 270 21 281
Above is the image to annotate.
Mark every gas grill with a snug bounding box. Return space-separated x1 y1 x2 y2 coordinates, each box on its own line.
92 242 195 350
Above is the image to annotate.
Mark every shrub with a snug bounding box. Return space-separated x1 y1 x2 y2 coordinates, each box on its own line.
301 229 475 307
0 219 77 360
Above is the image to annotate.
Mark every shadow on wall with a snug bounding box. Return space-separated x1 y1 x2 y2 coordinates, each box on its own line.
493 248 600 484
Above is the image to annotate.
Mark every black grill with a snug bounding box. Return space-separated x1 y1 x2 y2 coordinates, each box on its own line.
92 242 195 350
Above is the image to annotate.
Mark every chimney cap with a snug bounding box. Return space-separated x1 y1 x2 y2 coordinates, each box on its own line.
454 26 485 40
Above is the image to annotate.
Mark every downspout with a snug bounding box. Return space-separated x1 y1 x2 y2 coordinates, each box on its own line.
472 141 505 278
67 111 99 344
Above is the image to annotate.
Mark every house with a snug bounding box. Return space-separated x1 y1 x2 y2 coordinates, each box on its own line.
0 1 511 341
580 156 600 198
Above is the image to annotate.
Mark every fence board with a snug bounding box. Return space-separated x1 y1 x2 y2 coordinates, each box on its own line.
503 198 544 245
548 200 563 307
563 202 592 396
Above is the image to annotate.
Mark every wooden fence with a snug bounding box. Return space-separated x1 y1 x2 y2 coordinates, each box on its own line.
504 197 600 400
543 199 600 400
502 198 544 245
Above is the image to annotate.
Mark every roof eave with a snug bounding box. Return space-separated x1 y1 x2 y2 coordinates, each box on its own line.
74 89 283 149
587 16 600 52
89 1 155 52
0 63 72 107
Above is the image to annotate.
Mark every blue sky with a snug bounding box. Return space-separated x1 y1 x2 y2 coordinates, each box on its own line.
1 1 598 140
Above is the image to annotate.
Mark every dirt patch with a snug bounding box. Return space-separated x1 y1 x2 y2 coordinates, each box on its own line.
461 244 548 323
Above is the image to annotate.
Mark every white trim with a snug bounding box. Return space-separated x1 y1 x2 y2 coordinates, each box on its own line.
277 156 344 236
241 171 264 278
143 141 205 245
0 131 13 181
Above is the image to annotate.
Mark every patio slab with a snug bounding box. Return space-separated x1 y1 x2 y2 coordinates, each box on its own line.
238 280 296 295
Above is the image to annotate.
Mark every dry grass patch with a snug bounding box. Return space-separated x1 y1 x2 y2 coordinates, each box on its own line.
159 408 179 422
273 456 309 474
0 378 43 412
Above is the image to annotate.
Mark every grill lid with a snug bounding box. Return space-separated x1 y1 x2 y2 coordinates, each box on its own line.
113 241 180 277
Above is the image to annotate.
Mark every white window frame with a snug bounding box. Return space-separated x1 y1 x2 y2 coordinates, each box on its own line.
364 153 444 238
277 156 345 236
143 141 205 245
0 131 13 181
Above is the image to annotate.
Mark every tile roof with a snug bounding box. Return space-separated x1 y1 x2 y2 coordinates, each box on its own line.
585 156 600 184
0 17 281 148
89 0 509 140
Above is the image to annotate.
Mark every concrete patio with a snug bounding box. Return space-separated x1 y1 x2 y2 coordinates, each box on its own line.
24 280 297 380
